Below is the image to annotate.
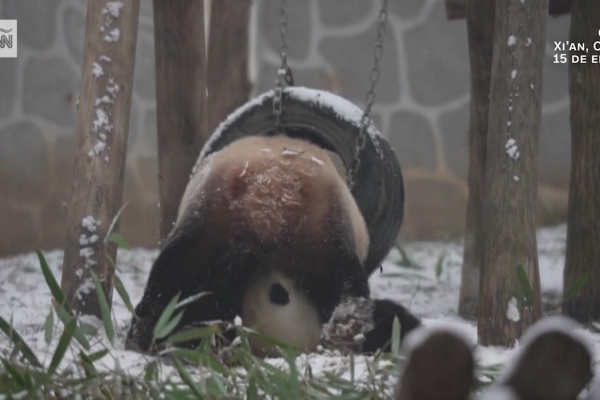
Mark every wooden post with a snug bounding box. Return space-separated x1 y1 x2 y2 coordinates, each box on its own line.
207 0 251 134
153 0 208 243
478 0 546 346
445 0 572 20
457 0 496 319
61 0 140 316
562 0 600 323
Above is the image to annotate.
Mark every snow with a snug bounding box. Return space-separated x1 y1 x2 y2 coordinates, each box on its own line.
311 156 324 166
92 62 104 78
103 1 124 19
193 87 386 176
507 36 517 47
511 69 517 80
1 224 598 393
505 138 520 160
506 297 520 322
526 38 532 47
104 28 120 43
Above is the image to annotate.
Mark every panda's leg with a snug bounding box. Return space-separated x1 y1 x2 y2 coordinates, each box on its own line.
361 298 421 353
125 214 255 353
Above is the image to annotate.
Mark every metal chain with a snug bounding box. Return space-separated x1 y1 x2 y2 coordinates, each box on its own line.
273 0 294 134
348 0 389 189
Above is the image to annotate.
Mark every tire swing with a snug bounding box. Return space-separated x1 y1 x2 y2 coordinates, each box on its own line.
196 0 402 277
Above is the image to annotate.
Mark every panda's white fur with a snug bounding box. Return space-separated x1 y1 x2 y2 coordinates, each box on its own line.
242 270 322 357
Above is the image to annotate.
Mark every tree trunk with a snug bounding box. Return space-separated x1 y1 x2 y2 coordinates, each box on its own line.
61 0 140 316
207 0 251 135
562 0 600 323
457 0 495 320
153 0 208 244
478 0 546 346
445 0 571 20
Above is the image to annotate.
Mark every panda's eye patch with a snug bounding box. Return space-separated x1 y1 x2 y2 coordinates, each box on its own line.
269 283 290 306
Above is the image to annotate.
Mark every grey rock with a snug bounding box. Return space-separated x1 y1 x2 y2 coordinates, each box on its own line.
389 110 437 172
3 0 60 50
439 103 469 179
319 0 372 28
0 121 48 182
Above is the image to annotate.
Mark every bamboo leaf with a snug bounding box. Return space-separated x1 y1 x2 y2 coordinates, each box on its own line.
1 357 27 387
167 326 219 344
391 316 401 356
107 233 131 251
155 312 184 340
175 292 211 310
48 319 77 375
173 357 205 399
565 273 590 300
113 274 135 314
44 307 54 345
144 360 158 382
36 249 70 314
516 265 534 307
152 292 181 339
0 315 42 368
54 304 91 350
90 271 115 345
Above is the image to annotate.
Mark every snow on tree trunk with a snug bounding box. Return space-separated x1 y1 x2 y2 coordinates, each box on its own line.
562 0 600 323
207 0 251 135
61 0 140 317
457 0 496 320
478 0 546 346
154 0 209 244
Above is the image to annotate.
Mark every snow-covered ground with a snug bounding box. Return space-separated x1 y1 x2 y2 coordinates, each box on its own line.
0 223 598 393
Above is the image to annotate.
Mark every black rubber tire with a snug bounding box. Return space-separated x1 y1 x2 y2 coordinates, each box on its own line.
197 88 404 277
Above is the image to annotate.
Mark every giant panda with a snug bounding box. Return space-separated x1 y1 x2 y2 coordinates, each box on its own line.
125 134 420 357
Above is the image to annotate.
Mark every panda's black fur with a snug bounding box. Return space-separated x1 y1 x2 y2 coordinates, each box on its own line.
125 135 420 356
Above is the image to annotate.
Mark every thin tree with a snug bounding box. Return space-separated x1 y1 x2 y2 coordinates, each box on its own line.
478 0 547 346
457 0 496 319
61 1 140 316
207 0 252 134
562 0 600 322
153 0 208 243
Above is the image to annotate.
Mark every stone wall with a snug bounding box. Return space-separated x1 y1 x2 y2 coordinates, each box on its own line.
0 0 572 256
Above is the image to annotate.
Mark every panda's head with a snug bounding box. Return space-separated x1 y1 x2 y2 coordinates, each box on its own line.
241 270 322 357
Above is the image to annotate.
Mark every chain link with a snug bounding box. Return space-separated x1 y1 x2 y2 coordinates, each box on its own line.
348 0 389 189
273 0 294 134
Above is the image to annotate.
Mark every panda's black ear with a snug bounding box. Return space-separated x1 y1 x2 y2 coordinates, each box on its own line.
361 299 421 354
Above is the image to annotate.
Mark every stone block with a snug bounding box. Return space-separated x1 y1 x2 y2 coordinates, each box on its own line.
389 110 437 172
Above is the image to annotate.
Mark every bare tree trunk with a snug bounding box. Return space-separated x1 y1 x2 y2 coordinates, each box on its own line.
478 0 546 346
153 0 208 244
61 0 140 316
445 0 571 19
562 0 600 323
457 0 495 319
207 0 251 135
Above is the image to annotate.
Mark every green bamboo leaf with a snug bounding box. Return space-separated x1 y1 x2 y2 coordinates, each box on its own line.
44 307 54 345
516 265 534 307
155 312 183 340
36 249 70 314
565 273 590 300
113 274 135 314
144 360 158 382
54 304 90 350
391 316 401 356
175 292 211 311
48 319 77 376
87 348 109 363
173 357 205 399
1 357 26 387
90 271 115 345
152 292 181 339
166 326 219 344
435 253 445 279
80 351 98 376
107 233 131 251
0 315 42 368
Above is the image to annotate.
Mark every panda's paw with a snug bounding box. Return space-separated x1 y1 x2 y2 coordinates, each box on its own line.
321 297 375 354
